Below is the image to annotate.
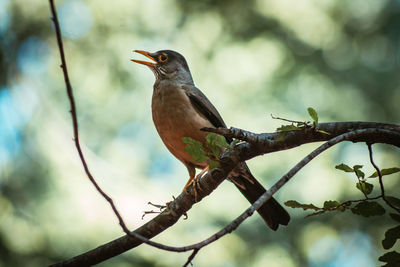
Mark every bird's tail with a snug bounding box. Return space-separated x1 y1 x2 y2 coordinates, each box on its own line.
230 165 290 230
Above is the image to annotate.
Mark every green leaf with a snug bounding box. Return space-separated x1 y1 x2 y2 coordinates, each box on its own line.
317 129 331 135
386 196 400 209
353 164 363 169
276 124 300 132
206 133 228 149
284 200 320 211
351 201 385 217
379 251 400 265
205 133 227 158
337 205 346 212
208 159 219 170
307 107 318 126
390 213 400 223
382 226 400 249
381 167 400 176
369 167 400 178
323 200 341 210
182 137 209 162
335 163 354 173
353 165 365 179
356 182 373 195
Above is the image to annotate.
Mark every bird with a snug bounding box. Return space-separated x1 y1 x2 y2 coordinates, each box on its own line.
131 49 290 230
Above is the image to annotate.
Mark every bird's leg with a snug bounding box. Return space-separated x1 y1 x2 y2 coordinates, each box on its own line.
183 166 209 202
183 167 196 194
194 165 209 192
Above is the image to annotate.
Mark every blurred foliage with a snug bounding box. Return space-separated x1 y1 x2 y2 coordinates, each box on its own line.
1 0 400 266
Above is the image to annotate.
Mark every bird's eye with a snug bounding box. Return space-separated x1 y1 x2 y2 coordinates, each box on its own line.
158 54 168 62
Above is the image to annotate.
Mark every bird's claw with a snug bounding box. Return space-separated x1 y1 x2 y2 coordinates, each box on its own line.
184 174 204 202
142 199 175 219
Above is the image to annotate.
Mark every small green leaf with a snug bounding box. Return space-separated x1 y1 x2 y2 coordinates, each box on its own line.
390 213 400 223
353 165 365 179
317 129 331 135
182 137 209 162
386 196 400 209
206 133 228 149
379 251 400 264
382 226 400 249
276 124 300 132
205 133 226 158
208 159 219 170
351 201 385 217
369 167 400 178
337 205 346 212
323 200 340 210
284 200 301 208
356 182 373 195
284 200 320 211
307 107 318 126
335 164 354 173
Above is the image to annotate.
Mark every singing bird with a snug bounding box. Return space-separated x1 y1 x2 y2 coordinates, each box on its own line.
132 50 290 230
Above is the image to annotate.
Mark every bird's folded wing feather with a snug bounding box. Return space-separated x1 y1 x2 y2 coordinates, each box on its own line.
182 84 227 129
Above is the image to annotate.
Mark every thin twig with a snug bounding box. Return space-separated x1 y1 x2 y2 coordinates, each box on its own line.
367 144 400 213
271 114 310 126
49 0 130 236
183 249 199 267
49 0 193 253
340 195 381 208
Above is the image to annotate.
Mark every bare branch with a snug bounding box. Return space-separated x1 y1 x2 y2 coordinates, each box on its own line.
271 114 310 125
52 127 399 266
183 249 199 267
203 122 400 151
367 144 400 213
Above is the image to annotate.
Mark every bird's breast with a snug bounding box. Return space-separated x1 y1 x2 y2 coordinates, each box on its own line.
151 85 213 166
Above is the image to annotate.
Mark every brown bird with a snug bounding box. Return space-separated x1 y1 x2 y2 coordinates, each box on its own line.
132 50 290 230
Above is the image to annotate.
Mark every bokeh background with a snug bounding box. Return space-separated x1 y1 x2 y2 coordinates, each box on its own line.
1 0 400 266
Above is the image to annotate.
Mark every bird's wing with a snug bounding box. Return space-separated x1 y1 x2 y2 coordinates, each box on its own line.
183 84 227 128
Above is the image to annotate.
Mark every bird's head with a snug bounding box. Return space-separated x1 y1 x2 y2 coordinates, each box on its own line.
132 50 193 84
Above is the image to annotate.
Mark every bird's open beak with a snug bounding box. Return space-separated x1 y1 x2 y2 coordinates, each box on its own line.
131 50 157 66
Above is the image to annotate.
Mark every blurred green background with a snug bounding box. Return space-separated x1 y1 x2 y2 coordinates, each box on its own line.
1 0 400 266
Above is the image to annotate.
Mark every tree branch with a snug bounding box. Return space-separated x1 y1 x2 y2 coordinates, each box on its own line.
52 127 400 266
49 1 400 266
368 144 400 213
202 122 400 150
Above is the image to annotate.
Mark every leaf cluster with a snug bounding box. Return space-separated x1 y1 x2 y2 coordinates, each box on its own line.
380 213 400 266
286 162 400 266
182 133 230 169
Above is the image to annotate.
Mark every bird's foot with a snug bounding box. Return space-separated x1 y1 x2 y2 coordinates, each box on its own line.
184 173 205 202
